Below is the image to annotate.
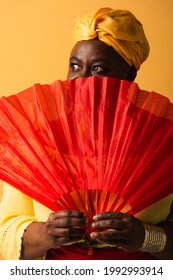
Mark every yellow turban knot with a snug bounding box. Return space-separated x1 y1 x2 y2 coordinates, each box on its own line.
73 7 150 70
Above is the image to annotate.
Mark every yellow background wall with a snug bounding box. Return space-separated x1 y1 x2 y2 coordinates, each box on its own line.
0 0 173 259
1 0 173 97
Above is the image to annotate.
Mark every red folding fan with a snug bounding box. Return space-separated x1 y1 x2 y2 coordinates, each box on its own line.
0 76 173 221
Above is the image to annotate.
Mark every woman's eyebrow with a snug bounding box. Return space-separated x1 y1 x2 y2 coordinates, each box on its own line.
69 56 110 65
69 56 81 63
89 57 110 65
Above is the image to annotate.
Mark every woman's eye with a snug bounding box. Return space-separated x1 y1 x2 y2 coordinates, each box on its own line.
71 63 81 71
92 66 106 74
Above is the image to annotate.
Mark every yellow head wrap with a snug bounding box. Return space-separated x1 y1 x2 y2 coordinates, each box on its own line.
73 7 150 70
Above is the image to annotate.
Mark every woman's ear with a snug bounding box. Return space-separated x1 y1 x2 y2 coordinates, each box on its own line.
127 66 137 81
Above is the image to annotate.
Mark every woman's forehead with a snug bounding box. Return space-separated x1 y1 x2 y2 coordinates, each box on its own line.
71 39 111 55
70 39 128 65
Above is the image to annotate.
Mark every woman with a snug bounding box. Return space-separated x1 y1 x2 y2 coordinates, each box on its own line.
0 7 173 260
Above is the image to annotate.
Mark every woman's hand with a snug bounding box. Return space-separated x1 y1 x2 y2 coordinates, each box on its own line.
90 211 145 252
45 209 87 249
22 209 87 259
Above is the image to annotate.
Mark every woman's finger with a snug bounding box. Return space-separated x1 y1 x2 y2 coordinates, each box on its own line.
47 210 87 228
49 210 86 220
91 219 125 230
93 211 131 221
90 229 128 241
49 227 85 237
48 216 87 228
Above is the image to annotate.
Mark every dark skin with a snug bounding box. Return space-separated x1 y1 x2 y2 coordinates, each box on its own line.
67 39 136 81
21 39 173 260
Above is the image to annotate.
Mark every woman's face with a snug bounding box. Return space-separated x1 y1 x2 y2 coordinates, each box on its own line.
67 39 135 81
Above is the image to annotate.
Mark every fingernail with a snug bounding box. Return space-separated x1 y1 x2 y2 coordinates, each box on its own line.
90 232 99 239
92 215 98 221
91 222 99 228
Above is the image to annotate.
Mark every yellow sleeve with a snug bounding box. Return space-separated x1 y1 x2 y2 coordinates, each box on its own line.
0 183 37 259
136 194 173 224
